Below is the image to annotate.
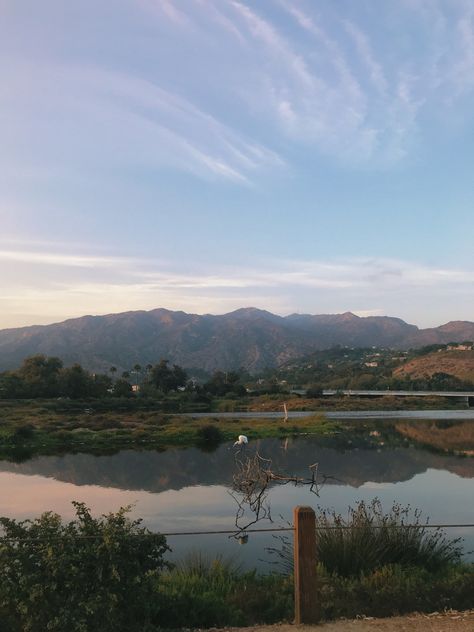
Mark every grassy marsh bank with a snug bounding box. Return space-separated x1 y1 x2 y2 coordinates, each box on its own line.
0 398 335 454
218 393 467 412
0 396 472 458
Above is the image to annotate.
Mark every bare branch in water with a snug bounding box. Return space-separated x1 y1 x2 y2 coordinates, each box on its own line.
229 450 335 536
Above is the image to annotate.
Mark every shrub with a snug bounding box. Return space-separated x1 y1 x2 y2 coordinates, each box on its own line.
156 552 293 628
319 564 474 620
12 423 35 441
0 503 170 632
266 499 463 578
315 499 463 576
196 424 224 445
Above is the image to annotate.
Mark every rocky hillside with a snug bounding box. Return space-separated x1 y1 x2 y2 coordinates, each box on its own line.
0 307 473 373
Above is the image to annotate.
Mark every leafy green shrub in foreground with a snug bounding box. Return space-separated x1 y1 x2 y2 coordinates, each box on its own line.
0 503 169 632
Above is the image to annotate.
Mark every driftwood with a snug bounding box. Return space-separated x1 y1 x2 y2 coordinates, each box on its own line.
229 450 337 533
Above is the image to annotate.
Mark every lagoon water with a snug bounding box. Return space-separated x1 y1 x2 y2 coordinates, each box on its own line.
1 416 474 569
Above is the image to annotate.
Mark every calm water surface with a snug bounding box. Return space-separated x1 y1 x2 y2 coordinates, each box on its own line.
1 416 474 569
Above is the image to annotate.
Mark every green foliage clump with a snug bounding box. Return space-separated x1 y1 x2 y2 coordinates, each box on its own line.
0 503 170 632
0 355 113 400
315 499 463 576
196 424 224 446
203 371 247 397
319 564 474 620
266 499 463 578
156 552 293 628
11 423 35 442
144 359 188 395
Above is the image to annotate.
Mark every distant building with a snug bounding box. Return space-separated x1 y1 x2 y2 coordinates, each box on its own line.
447 343 473 351
364 361 379 367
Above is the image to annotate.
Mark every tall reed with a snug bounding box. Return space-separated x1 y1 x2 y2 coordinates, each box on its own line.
316 499 463 576
266 499 463 577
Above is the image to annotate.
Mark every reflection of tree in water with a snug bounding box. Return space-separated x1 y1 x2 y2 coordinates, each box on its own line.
229 450 338 532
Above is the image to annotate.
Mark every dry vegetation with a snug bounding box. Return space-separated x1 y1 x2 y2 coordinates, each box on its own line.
394 351 474 383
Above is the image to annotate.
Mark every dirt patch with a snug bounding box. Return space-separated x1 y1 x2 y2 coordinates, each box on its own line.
212 610 474 632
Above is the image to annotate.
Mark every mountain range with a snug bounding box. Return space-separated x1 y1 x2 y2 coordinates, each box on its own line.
0 307 473 373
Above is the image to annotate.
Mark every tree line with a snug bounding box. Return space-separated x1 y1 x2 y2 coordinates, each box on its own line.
0 355 248 400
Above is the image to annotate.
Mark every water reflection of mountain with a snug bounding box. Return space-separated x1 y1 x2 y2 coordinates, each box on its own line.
0 438 473 493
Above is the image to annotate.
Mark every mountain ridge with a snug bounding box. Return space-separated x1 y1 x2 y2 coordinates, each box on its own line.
0 307 473 373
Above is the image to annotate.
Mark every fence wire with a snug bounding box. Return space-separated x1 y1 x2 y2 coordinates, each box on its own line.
1 522 474 543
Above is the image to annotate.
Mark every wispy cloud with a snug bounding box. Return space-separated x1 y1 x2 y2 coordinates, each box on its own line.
6 244 469 291
343 20 388 96
3 0 474 177
1 58 282 184
278 0 363 101
1 244 473 328
225 1 417 163
138 0 193 28
0 249 137 269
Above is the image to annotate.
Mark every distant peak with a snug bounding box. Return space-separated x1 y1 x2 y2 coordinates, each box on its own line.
226 307 276 318
340 311 358 319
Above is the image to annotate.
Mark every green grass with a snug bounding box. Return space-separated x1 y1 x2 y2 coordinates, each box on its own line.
0 399 335 454
156 557 474 628
0 395 469 458
156 552 293 628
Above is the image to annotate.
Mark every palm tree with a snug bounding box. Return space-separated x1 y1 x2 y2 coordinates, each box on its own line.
133 364 142 389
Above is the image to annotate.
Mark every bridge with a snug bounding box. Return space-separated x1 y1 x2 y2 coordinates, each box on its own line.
291 389 474 406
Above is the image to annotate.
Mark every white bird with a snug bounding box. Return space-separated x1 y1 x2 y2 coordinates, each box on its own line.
233 434 248 447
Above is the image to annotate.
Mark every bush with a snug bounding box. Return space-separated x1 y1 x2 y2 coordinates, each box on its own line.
156 552 293 628
266 499 463 578
12 423 35 441
315 499 463 576
0 503 170 632
196 424 224 445
319 564 474 620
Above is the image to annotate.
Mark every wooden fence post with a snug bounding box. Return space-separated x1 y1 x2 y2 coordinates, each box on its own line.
293 505 319 624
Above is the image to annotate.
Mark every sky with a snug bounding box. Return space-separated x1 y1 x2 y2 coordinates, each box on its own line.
1 0 473 330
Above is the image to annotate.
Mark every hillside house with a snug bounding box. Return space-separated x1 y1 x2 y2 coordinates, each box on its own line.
447 343 473 351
